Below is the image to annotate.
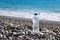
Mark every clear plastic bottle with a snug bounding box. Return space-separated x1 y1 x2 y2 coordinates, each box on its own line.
32 13 40 33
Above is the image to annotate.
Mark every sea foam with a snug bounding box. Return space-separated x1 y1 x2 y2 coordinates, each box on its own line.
0 9 60 21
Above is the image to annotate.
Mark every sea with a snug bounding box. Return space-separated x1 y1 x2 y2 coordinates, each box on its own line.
0 0 60 21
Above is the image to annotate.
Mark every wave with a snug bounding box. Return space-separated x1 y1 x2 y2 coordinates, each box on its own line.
0 9 60 21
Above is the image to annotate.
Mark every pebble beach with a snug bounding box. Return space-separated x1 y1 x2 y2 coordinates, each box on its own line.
0 16 60 40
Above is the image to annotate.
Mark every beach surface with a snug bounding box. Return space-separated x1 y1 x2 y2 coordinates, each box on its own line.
0 15 60 31
0 16 60 40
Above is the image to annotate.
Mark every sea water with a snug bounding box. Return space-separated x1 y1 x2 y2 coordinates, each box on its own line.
0 0 60 21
